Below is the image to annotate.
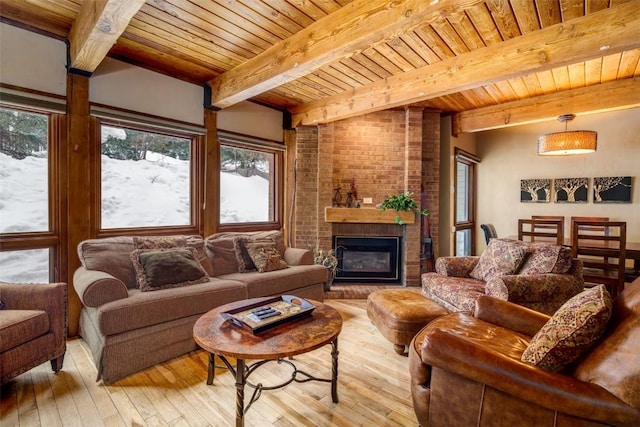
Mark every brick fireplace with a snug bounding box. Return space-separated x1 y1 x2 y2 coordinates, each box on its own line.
291 108 440 286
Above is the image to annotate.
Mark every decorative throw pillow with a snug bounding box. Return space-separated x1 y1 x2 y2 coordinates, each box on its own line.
244 239 289 273
205 237 240 275
234 238 257 272
518 243 573 275
469 239 527 281
133 236 187 250
550 245 574 274
521 285 612 372
134 235 214 276
130 247 209 292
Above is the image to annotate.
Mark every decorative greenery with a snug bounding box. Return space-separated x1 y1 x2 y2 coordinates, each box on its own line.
378 191 429 224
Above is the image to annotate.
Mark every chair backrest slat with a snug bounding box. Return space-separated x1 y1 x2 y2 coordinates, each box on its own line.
571 220 626 298
518 218 564 245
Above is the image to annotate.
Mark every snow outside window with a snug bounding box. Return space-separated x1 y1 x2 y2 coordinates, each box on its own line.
100 124 192 229
220 145 274 224
0 107 51 282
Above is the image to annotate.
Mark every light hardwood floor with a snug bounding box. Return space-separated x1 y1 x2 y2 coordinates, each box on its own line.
0 299 418 426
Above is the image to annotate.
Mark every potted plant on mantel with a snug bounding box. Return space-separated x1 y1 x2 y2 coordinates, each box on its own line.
312 246 339 291
378 191 429 225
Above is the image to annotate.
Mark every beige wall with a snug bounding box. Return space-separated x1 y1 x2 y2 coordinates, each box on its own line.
0 22 283 141
90 58 204 125
476 107 640 252
439 116 477 257
0 23 67 95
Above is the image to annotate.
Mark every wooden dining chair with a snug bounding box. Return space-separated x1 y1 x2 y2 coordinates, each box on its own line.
571 220 626 298
518 218 564 245
531 215 564 230
480 224 498 245
569 216 609 243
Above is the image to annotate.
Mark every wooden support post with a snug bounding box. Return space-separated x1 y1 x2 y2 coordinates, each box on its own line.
66 73 92 336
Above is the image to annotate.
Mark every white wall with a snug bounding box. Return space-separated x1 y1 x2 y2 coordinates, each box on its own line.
0 23 67 95
476 108 640 251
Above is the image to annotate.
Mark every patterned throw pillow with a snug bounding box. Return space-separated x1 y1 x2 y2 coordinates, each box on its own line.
469 239 527 281
518 243 573 275
521 284 612 372
234 238 258 272
244 239 289 273
130 247 209 292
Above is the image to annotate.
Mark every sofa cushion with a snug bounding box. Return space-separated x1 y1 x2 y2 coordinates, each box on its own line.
244 239 289 273
211 230 286 257
521 284 612 372
469 239 527 281
0 310 49 352
133 236 186 249
130 247 210 292
220 264 327 299
133 235 214 277
421 274 486 312
78 236 136 288
205 237 239 275
95 278 247 336
518 243 573 275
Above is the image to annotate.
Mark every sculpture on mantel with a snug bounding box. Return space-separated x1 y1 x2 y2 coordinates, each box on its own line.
332 186 342 207
346 176 359 208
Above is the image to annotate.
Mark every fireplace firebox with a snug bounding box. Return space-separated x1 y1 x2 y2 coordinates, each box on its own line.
333 236 401 283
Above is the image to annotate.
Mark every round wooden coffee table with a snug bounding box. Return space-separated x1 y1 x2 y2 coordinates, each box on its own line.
193 297 343 427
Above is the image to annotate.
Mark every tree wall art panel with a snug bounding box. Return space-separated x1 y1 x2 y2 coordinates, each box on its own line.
593 176 632 203
521 179 551 203
554 177 588 203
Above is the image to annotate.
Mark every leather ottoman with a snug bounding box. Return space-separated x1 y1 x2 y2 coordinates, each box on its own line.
367 288 448 355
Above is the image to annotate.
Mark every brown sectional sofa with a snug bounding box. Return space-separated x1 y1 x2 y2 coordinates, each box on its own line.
73 231 327 384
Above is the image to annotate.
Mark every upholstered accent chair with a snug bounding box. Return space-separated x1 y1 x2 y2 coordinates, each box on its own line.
422 238 584 315
409 277 640 427
0 282 67 384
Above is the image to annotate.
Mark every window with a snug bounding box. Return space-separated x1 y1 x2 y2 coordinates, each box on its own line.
453 149 479 256
0 104 62 283
219 132 282 226
99 122 195 230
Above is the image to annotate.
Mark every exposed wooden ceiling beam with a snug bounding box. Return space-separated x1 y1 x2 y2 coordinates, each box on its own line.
206 0 485 109
453 77 640 133
290 3 640 126
68 0 145 73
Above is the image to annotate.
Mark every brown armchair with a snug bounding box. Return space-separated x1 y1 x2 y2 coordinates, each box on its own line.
0 282 67 384
409 277 640 427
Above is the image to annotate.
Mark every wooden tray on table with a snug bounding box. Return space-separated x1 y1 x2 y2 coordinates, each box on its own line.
220 295 315 334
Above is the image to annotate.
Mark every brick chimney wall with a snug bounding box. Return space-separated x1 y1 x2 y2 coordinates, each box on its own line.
293 109 440 285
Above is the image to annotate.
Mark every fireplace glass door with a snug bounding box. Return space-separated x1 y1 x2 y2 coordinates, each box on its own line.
333 236 401 283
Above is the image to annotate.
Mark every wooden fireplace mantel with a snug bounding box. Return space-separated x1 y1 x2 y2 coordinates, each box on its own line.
324 207 415 224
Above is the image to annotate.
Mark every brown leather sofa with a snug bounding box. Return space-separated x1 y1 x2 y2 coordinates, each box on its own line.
0 282 67 384
409 276 640 427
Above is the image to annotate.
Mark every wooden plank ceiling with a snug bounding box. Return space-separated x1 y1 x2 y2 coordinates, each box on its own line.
2 0 639 132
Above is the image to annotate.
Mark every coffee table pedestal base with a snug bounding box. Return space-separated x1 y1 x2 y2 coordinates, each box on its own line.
207 338 339 427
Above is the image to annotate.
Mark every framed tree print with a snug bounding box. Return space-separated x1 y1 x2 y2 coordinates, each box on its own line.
554 177 588 203
521 179 551 203
593 176 632 203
